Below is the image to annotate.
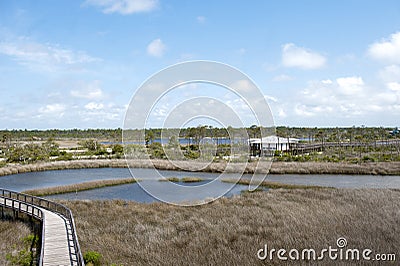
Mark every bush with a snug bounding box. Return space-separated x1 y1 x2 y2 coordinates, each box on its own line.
6 250 32 266
83 251 102 266
6 235 38 266
112 144 124 154
362 155 377 162
147 143 166 159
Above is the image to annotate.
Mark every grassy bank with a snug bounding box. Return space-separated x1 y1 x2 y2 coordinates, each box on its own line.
159 177 180 182
22 178 137 197
1 159 400 177
181 177 204 183
159 177 205 183
221 178 327 189
56 189 400 265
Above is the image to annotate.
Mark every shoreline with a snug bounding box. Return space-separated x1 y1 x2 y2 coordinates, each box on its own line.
0 159 400 177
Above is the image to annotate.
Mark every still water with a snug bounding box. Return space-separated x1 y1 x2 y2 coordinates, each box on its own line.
0 168 399 203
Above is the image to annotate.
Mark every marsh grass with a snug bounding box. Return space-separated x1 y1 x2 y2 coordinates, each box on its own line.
22 178 137 196
222 178 328 189
181 177 204 183
158 177 180 182
0 220 31 265
158 177 205 183
59 189 399 265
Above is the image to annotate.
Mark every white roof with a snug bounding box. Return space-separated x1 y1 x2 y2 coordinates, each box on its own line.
248 136 299 144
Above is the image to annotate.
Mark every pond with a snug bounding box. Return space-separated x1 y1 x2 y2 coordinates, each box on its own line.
0 168 399 203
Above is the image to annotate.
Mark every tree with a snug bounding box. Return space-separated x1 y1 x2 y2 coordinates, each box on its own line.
145 130 155 146
79 139 100 151
112 144 124 155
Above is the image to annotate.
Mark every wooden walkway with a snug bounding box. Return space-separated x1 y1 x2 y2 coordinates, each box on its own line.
0 189 84 265
41 210 75 265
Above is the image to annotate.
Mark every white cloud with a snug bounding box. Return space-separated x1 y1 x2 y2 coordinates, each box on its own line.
230 79 253 92
336 76 364 95
0 40 99 71
272 74 293 82
368 32 400 64
387 82 400 91
70 80 104 99
292 76 400 120
38 104 66 115
379 65 400 82
282 43 326 69
264 95 278 102
321 79 333 84
294 104 315 117
277 108 287 118
147 38 166 57
84 0 158 14
76 102 126 125
85 102 104 110
196 16 206 24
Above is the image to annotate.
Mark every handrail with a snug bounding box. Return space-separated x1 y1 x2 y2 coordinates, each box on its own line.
0 188 84 266
0 196 44 220
0 195 45 265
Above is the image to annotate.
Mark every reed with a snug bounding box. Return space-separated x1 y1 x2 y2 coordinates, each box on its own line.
22 178 137 196
158 177 180 182
221 178 328 189
60 188 400 265
181 177 204 183
158 177 205 183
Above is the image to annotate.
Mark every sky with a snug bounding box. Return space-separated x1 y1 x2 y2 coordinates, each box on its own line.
1 0 400 129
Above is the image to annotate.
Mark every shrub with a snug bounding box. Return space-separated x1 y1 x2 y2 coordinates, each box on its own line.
362 155 377 162
6 235 38 266
84 251 102 266
6 250 32 266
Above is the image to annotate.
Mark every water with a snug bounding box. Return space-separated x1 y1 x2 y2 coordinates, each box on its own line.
0 168 248 203
45 180 248 203
0 168 399 203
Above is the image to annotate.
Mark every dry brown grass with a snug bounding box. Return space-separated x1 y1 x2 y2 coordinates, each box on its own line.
222 178 328 189
158 177 180 182
1 159 400 177
61 189 400 265
0 220 31 265
181 177 204 183
269 161 400 175
158 177 205 183
22 178 136 196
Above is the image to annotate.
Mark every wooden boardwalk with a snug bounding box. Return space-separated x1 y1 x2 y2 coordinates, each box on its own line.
41 210 76 266
0 189 84 265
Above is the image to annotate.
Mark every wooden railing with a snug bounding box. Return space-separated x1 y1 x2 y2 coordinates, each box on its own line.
0 188 84 266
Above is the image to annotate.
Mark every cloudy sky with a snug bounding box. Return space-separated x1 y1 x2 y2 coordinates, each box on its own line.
1 0 400 129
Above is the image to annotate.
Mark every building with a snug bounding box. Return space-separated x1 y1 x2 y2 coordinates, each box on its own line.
248 136 299 157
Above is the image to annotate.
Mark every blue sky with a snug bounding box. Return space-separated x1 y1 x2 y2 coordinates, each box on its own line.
1 0 400 129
